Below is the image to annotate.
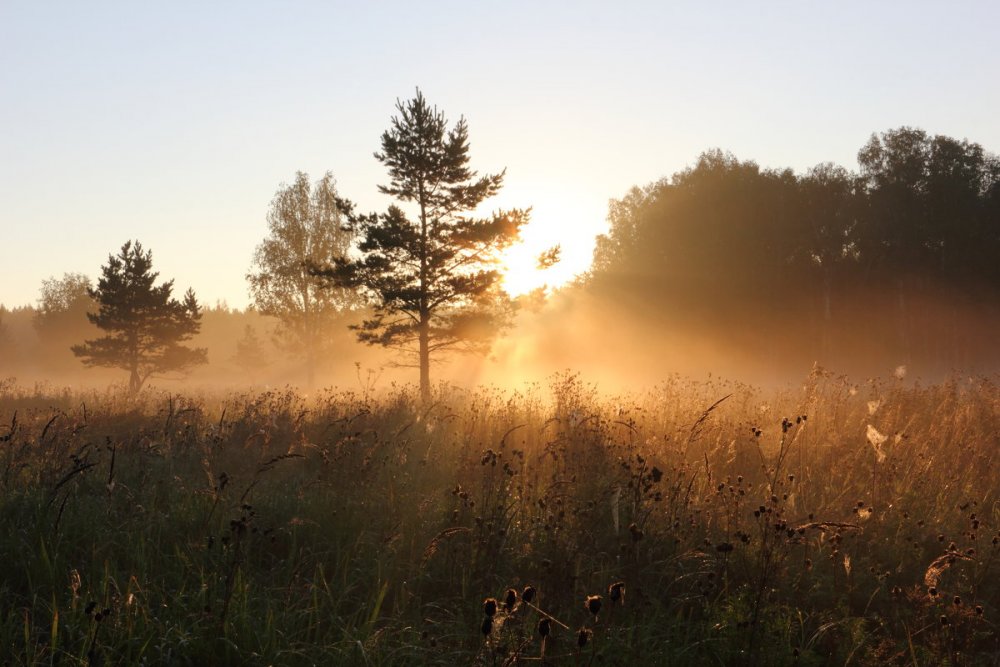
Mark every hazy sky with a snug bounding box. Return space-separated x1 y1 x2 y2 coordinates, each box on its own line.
2 1 998 309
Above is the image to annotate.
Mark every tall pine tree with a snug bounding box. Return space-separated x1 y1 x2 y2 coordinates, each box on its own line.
318 90 527 401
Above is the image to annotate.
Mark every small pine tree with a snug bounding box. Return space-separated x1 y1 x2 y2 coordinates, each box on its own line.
72 240 207 393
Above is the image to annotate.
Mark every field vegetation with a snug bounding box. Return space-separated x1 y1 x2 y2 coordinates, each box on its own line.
1 370 998 665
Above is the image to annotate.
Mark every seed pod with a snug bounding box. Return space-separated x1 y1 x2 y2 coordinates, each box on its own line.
522 585 536 604
577 628 592 648
481 616 493 637
483 598 498 617
608 581 626 604
585 595 602 617
503 588 517 611
538 617 551 637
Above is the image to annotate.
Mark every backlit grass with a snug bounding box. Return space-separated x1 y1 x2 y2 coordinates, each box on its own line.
1 370 998 665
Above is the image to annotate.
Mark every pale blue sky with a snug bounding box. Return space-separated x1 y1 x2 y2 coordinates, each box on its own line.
2 1 998 308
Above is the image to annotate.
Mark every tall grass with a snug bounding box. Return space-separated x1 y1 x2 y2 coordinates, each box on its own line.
0 369 997 665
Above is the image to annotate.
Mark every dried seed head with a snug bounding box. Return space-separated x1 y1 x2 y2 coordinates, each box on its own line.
522 585 536 604
608 581 626 604
503 588 517 611
537 617 551 637
481 616 493 637
585 595 602 616
577 628 593 648
483 598 498 617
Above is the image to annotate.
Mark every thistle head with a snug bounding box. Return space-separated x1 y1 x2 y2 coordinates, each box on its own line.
483 597 498 617
585 595 602 617
503 587 517 611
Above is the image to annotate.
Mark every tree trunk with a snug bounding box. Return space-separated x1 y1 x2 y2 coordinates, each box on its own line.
128 338 141 394
821 268 832 362
418 186 430 404
419 314 430 404
303 285 315 389
896 277 910 363
305 344 315 389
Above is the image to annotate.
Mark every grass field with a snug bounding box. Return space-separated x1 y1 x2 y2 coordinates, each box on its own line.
1 370 998 665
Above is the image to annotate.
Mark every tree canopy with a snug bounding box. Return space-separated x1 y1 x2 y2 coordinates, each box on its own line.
73 241 207 393
317 90 527 401
587 127 1000 373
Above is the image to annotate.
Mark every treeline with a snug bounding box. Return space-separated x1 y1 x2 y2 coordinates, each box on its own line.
2 125 998 388
584 127 1000 376
0 297 379 389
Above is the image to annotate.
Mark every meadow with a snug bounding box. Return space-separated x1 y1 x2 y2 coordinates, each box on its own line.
0 370 997 666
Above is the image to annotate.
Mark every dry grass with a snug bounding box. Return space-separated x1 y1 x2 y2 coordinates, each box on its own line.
0 369 997 665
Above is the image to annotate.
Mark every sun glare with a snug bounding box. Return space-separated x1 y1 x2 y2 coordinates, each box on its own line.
492 194 604 296
500 242 552 296
500 234 591 296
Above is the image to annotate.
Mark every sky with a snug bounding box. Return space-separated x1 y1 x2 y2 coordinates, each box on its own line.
2 1 998 309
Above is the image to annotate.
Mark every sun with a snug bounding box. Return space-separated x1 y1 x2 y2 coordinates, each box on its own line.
499 235 593 297
500 242 553 296
478 188 605 297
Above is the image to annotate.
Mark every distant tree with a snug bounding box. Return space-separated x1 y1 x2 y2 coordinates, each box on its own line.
0 306 14 368
72 241 207 393
33 273 96 359
857 127 935 279
586 128 1000 373
232 324 271 382
316 90 528 401
857 127 1000 361
591 150 804 311
785 163 862 359
247 171 356 387
591 181 663 276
